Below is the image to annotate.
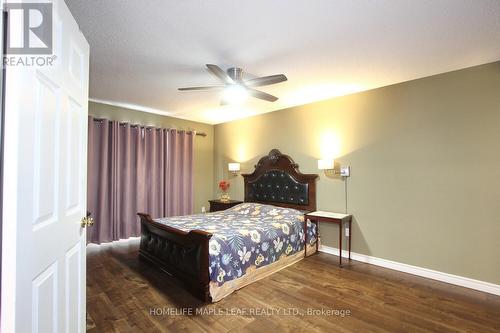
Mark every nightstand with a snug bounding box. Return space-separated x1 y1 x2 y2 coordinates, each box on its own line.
208 199 243 212
303 211 353 267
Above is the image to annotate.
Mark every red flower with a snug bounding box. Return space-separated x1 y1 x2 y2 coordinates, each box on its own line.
219 180 230 192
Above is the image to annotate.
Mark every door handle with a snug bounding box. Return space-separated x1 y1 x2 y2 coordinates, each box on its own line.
81 216 94 228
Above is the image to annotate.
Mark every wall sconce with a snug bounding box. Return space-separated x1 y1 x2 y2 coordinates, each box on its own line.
228 162 241 175
318 159 350 177
317 159 334 171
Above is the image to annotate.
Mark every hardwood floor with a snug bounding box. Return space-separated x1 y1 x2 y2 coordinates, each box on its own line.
87 239 500 333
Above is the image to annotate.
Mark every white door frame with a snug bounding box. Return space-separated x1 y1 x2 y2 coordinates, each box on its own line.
0 3 5 324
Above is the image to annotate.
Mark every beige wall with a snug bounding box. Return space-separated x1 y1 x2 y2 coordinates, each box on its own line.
214 61 500 284
89 101 214 213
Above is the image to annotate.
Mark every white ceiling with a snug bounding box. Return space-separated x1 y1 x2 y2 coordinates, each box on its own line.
65 0 500 124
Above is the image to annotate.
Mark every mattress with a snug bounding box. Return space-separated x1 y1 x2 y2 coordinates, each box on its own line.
154 203 317 287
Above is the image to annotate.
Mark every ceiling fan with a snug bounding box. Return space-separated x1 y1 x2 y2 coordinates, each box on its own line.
178 64 287 105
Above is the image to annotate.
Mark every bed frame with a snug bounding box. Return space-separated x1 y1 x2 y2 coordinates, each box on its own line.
137 149 318 302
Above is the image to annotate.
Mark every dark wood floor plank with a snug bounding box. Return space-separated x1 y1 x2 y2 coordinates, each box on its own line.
286 256 499 331
276 267 464 332
87 239 500 333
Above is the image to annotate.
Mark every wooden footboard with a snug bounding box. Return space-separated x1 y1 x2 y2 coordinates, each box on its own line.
137 213 213 302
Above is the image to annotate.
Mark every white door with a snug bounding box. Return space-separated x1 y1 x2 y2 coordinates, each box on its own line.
1 0 89 332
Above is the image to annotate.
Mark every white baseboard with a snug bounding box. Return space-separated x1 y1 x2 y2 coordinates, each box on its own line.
86 236 141 248
319 245 500 296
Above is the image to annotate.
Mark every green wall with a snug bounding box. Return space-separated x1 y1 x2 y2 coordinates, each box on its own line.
213 61 500 284
88 101 214 214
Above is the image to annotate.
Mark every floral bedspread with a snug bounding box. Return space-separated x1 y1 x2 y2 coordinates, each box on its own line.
155 203 317 285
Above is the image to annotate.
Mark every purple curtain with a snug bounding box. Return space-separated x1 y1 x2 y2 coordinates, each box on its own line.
87 117 194 244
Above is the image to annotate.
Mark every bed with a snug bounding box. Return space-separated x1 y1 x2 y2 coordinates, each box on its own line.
137 149 319 302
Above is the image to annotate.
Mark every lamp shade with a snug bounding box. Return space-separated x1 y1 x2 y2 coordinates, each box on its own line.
228 163 241 172
318 159 334 170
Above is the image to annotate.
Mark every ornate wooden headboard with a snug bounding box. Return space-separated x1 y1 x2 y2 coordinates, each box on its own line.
242 149 318 212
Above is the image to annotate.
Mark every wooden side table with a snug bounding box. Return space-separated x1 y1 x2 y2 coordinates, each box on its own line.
208 199 243 212
304 211 353 267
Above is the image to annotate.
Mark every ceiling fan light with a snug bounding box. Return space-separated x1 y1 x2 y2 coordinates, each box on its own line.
222 85 248 104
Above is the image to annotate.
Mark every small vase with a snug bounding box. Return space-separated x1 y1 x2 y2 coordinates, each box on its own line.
220 192 230 202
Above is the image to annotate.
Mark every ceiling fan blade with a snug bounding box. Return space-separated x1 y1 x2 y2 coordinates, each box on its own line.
178 86 224 91
206 64 234 84
247 88 279 102
244 74 287 87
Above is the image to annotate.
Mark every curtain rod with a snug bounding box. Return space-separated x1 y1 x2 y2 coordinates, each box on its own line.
91 117 207 137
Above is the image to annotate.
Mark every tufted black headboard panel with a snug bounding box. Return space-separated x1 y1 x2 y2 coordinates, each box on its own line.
247 170 309 206
242 149 318 212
